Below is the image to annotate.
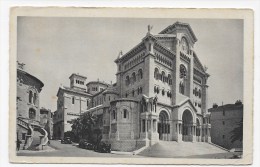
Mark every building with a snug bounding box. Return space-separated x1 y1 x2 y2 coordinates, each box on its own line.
53 74 103 139
16 62 49 150
40 108 54 140
55 22 212 151
209 101 243 150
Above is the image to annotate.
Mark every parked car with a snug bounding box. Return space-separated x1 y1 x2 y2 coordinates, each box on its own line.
78 139 94 150
61 137 72 144
79 139 88 148
94 142 111 153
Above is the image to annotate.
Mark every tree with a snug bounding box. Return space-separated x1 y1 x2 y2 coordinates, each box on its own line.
71 112 97 142
230 119 243 143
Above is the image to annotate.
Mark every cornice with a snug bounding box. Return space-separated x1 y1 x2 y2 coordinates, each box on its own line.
154 42 176 60
115 42 146 63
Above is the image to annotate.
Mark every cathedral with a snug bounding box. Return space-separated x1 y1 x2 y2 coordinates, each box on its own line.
54 21 211 152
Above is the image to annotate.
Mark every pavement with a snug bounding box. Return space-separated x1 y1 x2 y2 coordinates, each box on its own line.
16 140 242 159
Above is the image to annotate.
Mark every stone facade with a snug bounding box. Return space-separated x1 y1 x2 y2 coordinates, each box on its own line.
40 108 54 139
16 63 44 142
54 22 212 151
209 102 243 150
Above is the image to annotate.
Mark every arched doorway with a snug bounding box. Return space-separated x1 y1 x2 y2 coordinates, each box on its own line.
182 110 193 142
196 118 201 142
158 110 170 141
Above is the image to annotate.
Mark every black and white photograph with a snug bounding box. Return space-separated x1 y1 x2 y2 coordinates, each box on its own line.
9 8 253 164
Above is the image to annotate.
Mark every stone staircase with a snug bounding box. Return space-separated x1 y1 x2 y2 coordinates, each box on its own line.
138 141 228 158
17 118 49 151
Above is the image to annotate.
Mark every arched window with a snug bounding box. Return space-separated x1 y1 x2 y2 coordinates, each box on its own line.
160 71 165 82
33 93 37 105
113 110 116 120
161 71 165 82
132 72 136 83
125 76 130 86
198 89 201 98
154 86 157 93
137 69 143 81
162 89 165 96
154 68 159 80
123 109 127 119
156 87 160 94
29 91 33 103
195 87 198 96
139 87 142 94
180 64 187 78
132 90 135 97
168 74 172 85
29 108 36 119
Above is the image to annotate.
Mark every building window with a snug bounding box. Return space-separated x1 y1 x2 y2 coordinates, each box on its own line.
161 71 165 82
113 110 116 120
222 121 225 125
223 110 225 116
154 68 159 80
168 74 172 85
180 64 187 78
139 87 142 94
33 93 37 105
125 93 128 98
29 91 33 103
29 108 36 119
123 109 127 119
125 76 130 86
87 100 89 106
132 90 135 97
222 135 225 139
162 89 165 96
22 133 26 140
138 69 143 81
72 97 75 104
132 72 136 83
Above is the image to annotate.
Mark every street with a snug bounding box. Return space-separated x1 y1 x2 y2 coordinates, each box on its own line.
17 140 141 157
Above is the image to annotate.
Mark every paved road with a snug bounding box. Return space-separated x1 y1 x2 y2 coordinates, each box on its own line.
17 140 141 157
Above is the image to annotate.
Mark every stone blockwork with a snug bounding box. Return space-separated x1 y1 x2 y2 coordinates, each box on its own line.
17 67 44 142
209 102 243 150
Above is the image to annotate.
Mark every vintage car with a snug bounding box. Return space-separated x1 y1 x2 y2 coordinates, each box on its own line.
94 142 111 153
78 139 94 150
61 137 72 144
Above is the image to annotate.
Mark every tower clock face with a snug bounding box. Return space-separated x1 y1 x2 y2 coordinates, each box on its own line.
181 38 189 54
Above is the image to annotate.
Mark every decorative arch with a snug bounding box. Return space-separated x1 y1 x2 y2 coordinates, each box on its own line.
158 109 171 140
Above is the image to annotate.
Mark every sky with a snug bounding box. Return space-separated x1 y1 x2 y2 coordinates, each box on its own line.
17 17 243 112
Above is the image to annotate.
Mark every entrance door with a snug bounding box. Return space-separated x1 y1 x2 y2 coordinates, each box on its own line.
158 110 170 141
